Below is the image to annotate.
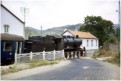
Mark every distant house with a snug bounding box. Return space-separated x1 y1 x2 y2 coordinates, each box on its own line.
61 29 99 51
1 4 25 65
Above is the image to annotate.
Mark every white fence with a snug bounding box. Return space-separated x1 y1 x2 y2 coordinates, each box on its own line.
15 50 64 63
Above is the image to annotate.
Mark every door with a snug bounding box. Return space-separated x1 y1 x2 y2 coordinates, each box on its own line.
1 41 14 65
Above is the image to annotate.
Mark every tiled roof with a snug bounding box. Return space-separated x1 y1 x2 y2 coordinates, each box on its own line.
63 30 97 39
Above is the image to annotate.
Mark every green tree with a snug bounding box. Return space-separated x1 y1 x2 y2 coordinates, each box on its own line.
79 16 115 46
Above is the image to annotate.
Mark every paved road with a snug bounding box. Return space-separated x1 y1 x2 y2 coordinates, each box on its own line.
2 57 120 80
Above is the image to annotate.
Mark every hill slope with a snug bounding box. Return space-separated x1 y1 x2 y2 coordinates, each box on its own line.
43 23 82 36
25 23 82 39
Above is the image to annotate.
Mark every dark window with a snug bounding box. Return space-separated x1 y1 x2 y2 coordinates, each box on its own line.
63 36 66 38
4 24 9 33
87 40 89 47
4 42 12 51
67 35 70 38
91 40 93 46
96 40 97 46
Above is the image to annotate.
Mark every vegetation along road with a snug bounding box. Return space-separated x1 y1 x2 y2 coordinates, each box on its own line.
2 57 120 80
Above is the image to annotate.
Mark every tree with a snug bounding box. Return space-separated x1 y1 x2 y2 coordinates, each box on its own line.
79 16 115 46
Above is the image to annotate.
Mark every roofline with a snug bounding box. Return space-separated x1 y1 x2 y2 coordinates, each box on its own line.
1 4 25 24
61 29 98 39
61 29 75 36
80 37 98 39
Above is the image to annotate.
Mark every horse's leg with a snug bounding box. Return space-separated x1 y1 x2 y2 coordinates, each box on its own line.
77 51 79 58
64 52 67 59
73 51 75 58
69 52 71 59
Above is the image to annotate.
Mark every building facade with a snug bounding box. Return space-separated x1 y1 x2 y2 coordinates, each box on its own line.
1 4 25 37
1 4 25 65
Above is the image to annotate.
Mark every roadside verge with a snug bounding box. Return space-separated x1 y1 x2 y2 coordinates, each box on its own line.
1 60 71 80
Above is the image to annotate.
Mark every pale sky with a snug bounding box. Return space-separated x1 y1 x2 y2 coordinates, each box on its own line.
2 0 119 30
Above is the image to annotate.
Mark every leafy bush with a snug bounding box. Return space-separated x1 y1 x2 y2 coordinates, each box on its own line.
104 34 118 44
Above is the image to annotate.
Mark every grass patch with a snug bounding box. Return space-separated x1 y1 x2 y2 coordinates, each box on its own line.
92 49 113 58
1 63 30 75
30 59 59 68
92 48 120 66
1 58 63 75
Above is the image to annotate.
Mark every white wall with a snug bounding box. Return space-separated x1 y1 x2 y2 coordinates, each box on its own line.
81 39 99 50
1 6 24 37
62 32 73 36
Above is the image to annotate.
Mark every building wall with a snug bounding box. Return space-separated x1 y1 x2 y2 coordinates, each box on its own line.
62 31 73 36
81 38 99 50
1 6 24 37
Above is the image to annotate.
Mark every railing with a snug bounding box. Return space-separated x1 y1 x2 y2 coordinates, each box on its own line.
15 50 64 63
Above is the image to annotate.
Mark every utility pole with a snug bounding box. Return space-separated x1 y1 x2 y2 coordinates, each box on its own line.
24 8 26 24
1 0 2 4
21 7 29 26
116 0 120 52
119 0 120 52
20 7 29 38
118 0 120 28
41 25 42 36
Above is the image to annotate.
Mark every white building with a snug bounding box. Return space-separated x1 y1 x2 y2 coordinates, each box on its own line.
1 4 25 64
1 4 25 38
61 30 99 51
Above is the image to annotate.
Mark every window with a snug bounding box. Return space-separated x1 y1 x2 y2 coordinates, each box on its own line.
96 40 97 46
87 40 89 47
4 24 9 33
67 35 70 38
4 42 12 51
91 40 93 46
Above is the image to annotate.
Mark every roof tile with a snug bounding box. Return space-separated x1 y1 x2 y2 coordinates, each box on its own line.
68 30 97 39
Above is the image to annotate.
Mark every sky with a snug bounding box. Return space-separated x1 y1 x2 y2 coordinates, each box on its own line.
2 0 119 30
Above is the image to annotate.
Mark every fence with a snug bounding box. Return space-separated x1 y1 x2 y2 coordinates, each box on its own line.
15 50 64 63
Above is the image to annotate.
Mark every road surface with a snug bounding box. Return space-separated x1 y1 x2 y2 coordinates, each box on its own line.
1 57 120 80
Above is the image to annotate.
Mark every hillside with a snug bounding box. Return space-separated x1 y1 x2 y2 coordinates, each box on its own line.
43 23 82 36
25 27 41 39
25 23 82 39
